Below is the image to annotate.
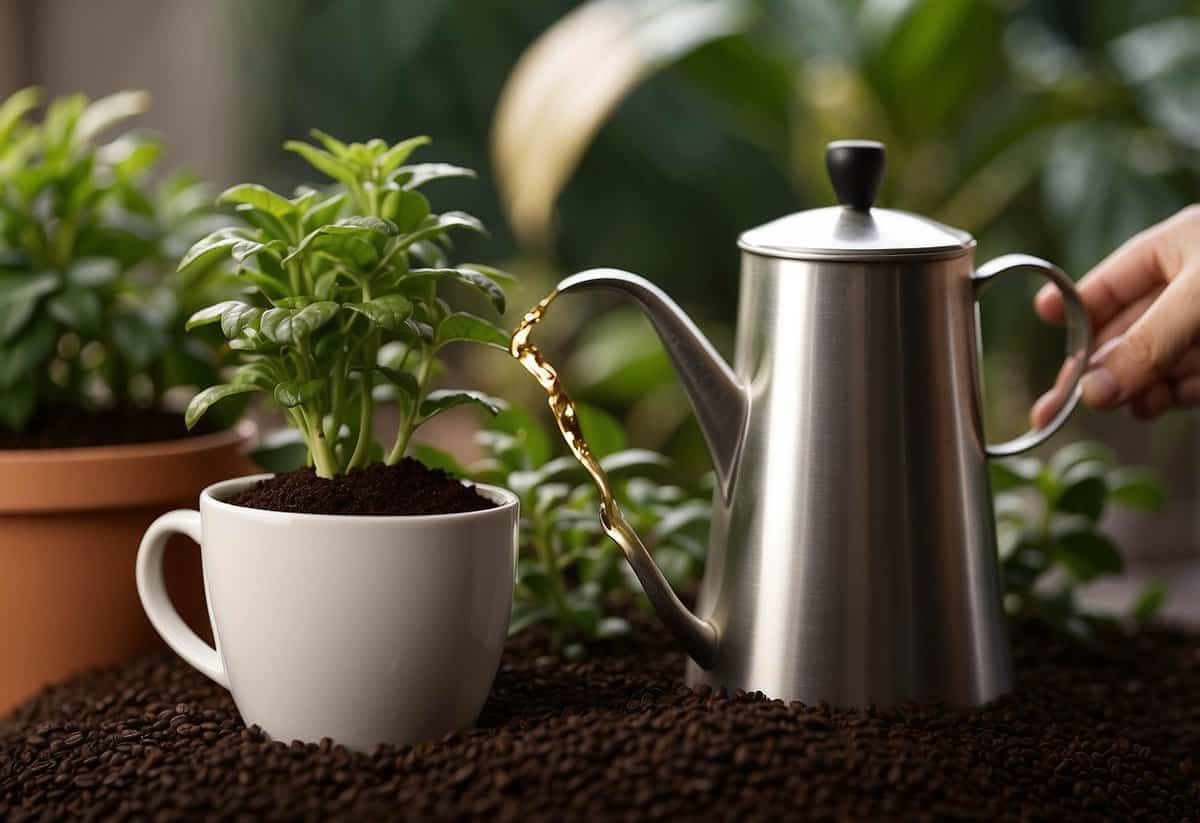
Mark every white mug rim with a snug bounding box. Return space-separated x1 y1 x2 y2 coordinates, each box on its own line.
201 473 519 525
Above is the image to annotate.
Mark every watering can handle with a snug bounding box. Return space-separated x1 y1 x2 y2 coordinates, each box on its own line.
973 254 1093 457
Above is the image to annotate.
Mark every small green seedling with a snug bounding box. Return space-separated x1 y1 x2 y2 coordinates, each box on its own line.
991 440 1167 638
181 132 511 476
0 88 232 431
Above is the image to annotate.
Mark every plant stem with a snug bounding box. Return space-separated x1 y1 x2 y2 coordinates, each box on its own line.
302 408 339 478
533 523 572 650
385 348 432 464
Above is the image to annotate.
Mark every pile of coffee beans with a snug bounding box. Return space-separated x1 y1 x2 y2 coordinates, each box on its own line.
2 608 1198 820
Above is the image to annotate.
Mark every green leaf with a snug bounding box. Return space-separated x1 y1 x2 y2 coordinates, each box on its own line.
66 258 119 288
302 192 348 231
1106 467 1166 512
651 501 712 540
0 313 56 388
335 215 398 235
599 449 671 478
459 262 518 286
187 301 263 340
0 271 59 308
377 135 431 174
1049 441 1114 479
178 229 245 275
1055 460 1108 521
486 406 553 468
1130 580 1167 624
0 377 34 430
575 403 627 459
260 301 339 344
111 311 166 370
344 295 413 331
47 288 102 335
397 163 476 189
990 456 1042 492
185 383 262 429
389 189 431 233
0 300 36 342
219 183 297 218
360 365 418 400
308 129 349 156
397 211 488 252
404 267 506 313
508 601 554 636
102 134 162 180
0 87 40 145
284 220 395 265
274 378 327 408
1053 529 1123 582
411 443 467 476
248 429 309 473
284 140 359 187
75 89 149 142
435 312 509 350
418 389 507 422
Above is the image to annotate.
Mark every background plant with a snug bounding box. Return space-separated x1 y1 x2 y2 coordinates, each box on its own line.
182 132 511 476
992 441 1167 638
436 405 711 657
0 87 233 432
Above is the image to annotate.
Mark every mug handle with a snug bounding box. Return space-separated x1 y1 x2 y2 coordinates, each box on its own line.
136 510 229 689
973 254 1093 458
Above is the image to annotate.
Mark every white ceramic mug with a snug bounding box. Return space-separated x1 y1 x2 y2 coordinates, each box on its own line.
136 474 518 751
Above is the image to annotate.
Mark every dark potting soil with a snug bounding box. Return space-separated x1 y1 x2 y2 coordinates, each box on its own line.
0 409 217 450
2 604 1198 822
227 459 497 516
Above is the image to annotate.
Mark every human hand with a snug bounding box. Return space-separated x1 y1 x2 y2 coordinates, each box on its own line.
1031 205 1200 426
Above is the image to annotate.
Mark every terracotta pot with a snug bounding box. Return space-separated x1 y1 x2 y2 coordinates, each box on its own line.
0 422 258 715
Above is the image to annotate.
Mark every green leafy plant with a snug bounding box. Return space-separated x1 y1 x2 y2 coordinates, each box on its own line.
0 87 233 431
182 131 511 476
992 441 1167 638
460 405 711 657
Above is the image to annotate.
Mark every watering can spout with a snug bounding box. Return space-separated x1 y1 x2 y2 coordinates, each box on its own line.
556 269 748 501
555 268 748 668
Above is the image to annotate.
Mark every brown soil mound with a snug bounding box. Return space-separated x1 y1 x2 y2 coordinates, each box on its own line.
226 459 496 516
1 604 1197 821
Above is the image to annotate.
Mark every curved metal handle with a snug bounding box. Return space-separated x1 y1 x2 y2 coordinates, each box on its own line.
973 254 1092 457
136 510 229 689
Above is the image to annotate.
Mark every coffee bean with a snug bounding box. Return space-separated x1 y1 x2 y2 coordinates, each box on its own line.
0 611 1197 819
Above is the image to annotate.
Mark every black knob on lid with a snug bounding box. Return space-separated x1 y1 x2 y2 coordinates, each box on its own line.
825 140 886 211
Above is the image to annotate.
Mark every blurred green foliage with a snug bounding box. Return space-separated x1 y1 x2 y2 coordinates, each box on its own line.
0 88 235 431
233 0 1200 470
991 440 1168 636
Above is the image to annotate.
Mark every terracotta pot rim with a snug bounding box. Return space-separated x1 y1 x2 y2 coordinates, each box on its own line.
0 421 254 466
0 421 258 514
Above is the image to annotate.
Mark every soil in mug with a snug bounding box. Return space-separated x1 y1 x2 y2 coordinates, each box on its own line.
0 409 219 450
227 459 497 516
1 603 1197 820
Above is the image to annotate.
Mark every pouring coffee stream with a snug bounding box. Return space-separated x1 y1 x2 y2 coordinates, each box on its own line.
510 140 1091 707
510 293 718 666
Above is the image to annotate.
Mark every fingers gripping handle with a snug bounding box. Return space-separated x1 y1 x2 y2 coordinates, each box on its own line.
136 510 229 689
973 254 1093 457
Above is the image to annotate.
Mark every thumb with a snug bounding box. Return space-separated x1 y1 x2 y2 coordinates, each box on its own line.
1082 266 1200 408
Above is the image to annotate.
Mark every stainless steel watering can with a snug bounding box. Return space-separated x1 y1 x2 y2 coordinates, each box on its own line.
556 140 1091 707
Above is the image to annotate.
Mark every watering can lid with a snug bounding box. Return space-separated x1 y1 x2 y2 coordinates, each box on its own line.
738 140 975 262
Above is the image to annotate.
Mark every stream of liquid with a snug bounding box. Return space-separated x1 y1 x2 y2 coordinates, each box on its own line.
509 291 646 561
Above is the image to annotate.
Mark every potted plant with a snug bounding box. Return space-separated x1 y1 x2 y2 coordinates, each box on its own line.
0 88 256 713
136 131 520 749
